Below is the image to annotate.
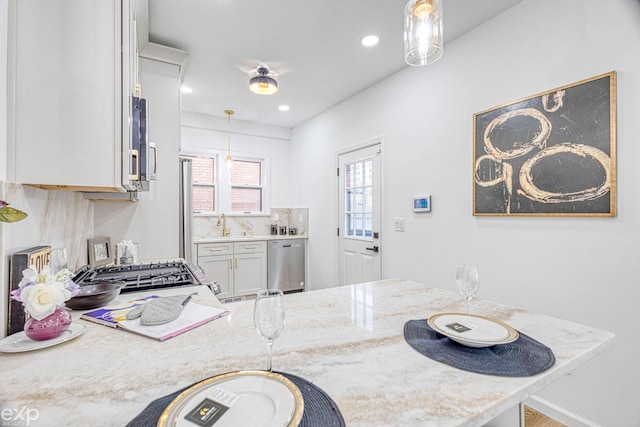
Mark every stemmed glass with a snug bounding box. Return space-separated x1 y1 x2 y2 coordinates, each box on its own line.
254 289 285 371
456 264 479 315
51 248 68 274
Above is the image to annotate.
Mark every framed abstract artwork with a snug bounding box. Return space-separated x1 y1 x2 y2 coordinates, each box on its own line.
473 71 616 216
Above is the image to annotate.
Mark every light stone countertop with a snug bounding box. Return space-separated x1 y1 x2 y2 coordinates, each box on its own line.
194 234 307 243
0 280 614 426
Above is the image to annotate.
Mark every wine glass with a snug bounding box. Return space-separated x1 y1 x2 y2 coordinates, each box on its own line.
254 289 285 371
51 248 69 274
456 264 479 315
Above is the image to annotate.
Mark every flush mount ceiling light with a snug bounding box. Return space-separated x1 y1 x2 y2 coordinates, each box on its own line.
404 0 443 66
249 66 278 95
225 109 234 170
361 35 379 47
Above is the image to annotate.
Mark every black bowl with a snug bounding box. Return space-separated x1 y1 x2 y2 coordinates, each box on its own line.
65 282 125 310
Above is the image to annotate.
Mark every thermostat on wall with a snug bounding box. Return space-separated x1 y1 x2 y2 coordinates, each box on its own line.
413 195 431 212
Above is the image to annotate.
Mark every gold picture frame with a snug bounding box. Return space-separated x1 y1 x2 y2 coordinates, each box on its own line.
473 71 616 217
88 237 112 267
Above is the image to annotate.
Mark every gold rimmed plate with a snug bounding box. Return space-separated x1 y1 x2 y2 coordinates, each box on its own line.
428 313 519 348
158 370 304 427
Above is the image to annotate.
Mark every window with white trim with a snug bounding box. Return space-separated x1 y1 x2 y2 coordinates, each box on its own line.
187 155 216 213
230 159 263 213
182 153 268 215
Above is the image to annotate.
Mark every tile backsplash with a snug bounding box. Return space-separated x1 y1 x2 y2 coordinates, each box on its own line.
193 208 308 240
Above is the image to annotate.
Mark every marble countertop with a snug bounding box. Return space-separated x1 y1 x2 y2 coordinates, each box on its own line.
194 234 307 243
0 280 614 426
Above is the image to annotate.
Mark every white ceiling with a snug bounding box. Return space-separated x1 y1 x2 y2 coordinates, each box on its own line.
148 0 522 128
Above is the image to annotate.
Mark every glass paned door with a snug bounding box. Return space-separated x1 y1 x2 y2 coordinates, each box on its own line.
338 143 382 286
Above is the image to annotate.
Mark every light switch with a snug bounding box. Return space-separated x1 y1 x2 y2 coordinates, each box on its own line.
394 218 405 232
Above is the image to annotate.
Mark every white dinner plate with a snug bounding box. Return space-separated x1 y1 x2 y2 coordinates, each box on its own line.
0 323 86 353
158 370 304 427
428 313 519 348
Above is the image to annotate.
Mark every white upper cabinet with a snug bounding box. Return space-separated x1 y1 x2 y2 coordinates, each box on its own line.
7 0 139 192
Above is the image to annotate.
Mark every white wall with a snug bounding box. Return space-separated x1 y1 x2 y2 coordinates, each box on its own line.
93 59 182 261
0 0 6 181
181 112 293 208
0 0 8 338
290 0 640 425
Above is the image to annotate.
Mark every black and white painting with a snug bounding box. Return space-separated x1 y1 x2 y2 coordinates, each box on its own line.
473 71 616 216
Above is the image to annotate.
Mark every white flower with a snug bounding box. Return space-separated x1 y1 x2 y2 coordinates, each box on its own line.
55 268 73 284
18 265 39 288
13 264 79 320
20 281 66 320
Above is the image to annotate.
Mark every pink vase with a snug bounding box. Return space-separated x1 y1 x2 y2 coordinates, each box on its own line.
24 308 72 341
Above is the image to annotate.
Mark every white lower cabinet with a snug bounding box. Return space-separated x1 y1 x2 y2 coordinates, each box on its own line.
196 241 267 301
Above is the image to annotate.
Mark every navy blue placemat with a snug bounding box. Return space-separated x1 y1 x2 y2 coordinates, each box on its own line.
404 319 555 377
126 371 345 427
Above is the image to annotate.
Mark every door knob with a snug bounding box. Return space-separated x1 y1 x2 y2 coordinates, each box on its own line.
366 246 379 253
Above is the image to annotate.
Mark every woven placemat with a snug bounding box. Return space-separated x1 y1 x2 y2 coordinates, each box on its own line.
404 319 555 377
126 371 345 427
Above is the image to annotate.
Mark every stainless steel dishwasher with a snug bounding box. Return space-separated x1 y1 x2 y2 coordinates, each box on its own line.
268 240 305 293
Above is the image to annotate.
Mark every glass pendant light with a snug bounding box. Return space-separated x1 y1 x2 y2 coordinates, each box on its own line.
249 67 278 95
404 0 443 66
225 110 234 170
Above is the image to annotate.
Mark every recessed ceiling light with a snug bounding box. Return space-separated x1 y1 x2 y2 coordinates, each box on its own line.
361 35 379 47
180 85 193 94
279 105 290 112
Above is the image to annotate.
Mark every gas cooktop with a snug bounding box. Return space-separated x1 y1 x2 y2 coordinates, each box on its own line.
73 261 218 294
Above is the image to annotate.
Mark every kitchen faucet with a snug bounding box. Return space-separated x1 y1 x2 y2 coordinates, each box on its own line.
217 213 231 237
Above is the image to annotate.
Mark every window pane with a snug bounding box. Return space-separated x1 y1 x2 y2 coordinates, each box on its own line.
345 213 355 237
363 187 372 212
363 214 372 237
345 164 355 188
231 187 262 212
354 188 364 212
193 186 215 212
346 189 355 212
231 160 261 186
354 214 363 236
192 157 214 184
363 160 373 186
354 162 363 186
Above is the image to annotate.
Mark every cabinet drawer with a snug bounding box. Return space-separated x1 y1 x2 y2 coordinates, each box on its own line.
197 242 233 256
234 241 266 254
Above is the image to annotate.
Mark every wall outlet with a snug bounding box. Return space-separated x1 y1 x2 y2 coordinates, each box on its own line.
394 218 405 232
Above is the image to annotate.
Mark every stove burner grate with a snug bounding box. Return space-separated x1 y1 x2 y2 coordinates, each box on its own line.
73 261 207 293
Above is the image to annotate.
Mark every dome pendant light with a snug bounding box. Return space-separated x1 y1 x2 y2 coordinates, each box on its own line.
249 67 278 95
225 109 234 170
404 0 443 66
